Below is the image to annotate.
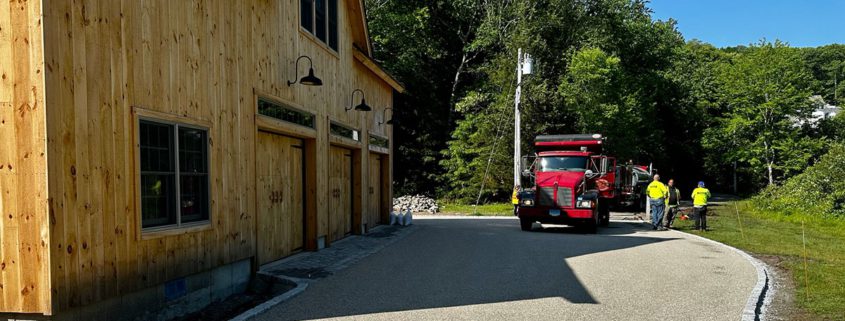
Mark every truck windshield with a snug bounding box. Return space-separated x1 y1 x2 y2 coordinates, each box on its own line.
538 156 588 172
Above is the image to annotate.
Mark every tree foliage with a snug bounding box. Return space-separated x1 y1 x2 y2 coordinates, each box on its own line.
705 41 818 187
757 144 845 217
365 0 843 202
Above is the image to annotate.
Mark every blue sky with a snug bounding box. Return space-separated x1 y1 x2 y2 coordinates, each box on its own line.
647 0 845 48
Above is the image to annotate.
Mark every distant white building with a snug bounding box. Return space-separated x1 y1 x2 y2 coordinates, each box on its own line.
793 96 841 127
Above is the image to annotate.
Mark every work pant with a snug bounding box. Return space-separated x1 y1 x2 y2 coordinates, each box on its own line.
650 199 665 228
665 205 679 227
513 204 518 216
694 206 708 230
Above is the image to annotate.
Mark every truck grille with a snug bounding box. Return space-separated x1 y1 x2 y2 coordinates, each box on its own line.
537 187 573 208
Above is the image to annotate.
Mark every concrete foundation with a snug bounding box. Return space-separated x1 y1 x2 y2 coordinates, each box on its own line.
1 258 253 321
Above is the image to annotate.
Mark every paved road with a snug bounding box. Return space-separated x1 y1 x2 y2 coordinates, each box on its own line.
253 217 757 321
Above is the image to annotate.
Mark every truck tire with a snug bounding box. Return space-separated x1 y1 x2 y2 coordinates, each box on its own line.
581 209 599 234
519 217 533 231
599 201 610 227
582 220 598 234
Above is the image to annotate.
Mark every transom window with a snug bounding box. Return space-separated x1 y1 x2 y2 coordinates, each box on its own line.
369 135 389 149
330 122 359 141
258 98 316 128
300 0 339 51
140 120 210 229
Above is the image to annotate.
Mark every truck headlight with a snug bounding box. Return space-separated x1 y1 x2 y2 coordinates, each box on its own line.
521 198 534 206
576 200 594 209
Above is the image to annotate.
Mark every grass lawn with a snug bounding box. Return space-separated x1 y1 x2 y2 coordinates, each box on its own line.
436 201 515 216
673 201 845 320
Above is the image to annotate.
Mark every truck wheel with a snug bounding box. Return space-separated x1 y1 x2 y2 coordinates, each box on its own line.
581 210 599 234
599 203 610 227
519 217 533 231
582 220 598 234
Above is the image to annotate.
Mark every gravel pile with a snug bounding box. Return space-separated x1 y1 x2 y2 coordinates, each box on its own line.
393 195 440 213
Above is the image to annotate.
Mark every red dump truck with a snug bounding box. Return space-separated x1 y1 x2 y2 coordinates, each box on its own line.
516 134 648 233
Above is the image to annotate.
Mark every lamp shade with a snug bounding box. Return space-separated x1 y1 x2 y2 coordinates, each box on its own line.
355 98 371 112
300 68 323 86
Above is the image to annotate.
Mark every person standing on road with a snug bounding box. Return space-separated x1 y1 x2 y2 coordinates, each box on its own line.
646 174 669 230
692 181 712 231
512 185 521 216
664 179 682 228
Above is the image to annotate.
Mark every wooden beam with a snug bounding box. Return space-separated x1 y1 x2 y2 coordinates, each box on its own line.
353 48 405 93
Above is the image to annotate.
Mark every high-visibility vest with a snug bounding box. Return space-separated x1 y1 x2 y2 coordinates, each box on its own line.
692 187 711 207
666 187 681 206
646 181 668 199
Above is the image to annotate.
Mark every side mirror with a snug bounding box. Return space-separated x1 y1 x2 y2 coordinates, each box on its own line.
585 170 594 177
521 155 536 172
522 170 532 177
600 157 608 174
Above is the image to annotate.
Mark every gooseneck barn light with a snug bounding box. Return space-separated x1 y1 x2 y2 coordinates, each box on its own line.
345 89 371 112
287 55 323 87
378 108 394 125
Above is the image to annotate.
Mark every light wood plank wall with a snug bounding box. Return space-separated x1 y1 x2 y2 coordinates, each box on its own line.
0 0 51 314
37 0 395 314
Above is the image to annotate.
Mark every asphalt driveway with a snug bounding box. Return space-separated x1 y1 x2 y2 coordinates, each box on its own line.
252 217 757 321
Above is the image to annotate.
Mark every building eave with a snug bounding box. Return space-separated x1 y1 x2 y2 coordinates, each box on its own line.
353 46 406 93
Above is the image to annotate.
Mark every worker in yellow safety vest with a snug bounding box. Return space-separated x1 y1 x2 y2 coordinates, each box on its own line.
646 174 669 231
691 181 712 231
512 185 521 216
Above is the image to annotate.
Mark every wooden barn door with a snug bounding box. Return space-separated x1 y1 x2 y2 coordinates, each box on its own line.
368 153 383 228
329 146 353 241
256 132 305 265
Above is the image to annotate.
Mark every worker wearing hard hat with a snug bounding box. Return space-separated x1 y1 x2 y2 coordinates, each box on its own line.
646 174 669 231
692 181 712 231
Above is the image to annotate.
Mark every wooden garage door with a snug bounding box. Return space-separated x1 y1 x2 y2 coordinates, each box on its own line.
368 153 383 228
329 146 353 242
256 132 305 265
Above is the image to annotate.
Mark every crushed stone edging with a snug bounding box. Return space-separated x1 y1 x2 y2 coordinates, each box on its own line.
677 230 774 321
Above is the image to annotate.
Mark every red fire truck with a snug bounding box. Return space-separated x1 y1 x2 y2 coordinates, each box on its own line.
516 134 626 233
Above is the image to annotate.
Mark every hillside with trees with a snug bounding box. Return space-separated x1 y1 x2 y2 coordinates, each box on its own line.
366 0 845 205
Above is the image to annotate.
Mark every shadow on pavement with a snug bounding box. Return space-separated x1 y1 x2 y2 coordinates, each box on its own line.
267 218 677 320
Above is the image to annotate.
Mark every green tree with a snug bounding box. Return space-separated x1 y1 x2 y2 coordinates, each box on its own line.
366 0 507 195
559 48 642 159
803 44 845 106
440 0 685 201
707 41 816 187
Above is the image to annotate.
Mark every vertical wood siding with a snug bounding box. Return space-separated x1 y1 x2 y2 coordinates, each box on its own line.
0 0 51 314
34 0 395 314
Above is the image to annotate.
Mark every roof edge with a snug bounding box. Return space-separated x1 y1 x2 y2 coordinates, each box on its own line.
353 46 406 93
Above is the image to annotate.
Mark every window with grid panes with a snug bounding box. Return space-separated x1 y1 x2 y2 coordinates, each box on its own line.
300 0 338 51
139 120 210 229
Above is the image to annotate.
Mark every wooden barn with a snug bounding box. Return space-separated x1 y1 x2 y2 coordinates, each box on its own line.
0 0 402 319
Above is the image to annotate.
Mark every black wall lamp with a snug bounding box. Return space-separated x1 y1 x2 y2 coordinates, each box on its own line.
287 55 323 86
345 89 371 112
378 108 394 125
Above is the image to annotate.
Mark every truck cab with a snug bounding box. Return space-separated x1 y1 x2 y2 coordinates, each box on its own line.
517 134 615 233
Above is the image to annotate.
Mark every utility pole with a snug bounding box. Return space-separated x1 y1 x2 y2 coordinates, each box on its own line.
514 49 532 187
